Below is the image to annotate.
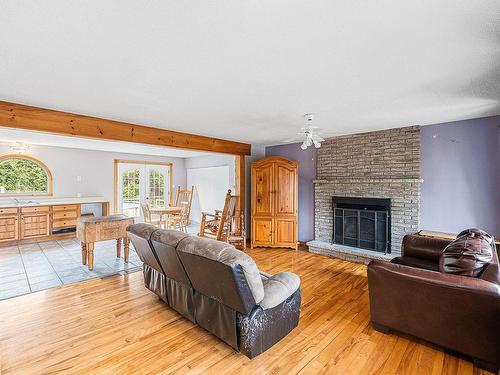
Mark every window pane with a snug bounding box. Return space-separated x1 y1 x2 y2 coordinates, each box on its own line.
0 157 49 194
121 169 140 217
148 169 165 209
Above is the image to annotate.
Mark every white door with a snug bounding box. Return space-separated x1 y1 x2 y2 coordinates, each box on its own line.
117 162 171 219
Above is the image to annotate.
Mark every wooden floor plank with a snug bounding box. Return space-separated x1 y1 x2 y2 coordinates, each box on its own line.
0 248 492 374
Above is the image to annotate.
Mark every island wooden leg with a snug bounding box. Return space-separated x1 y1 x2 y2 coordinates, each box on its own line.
124 237 130 263
116 238 122 258
87 242 95 271
81 242 87 265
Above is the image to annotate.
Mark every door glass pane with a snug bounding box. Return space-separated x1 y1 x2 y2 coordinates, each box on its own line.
148 169 165 209
121 169 141 217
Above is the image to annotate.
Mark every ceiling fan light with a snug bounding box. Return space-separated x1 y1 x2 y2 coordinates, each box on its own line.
300 142 308 150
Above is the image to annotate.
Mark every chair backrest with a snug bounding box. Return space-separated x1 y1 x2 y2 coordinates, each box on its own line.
174 186 194 221
216 189 239 240
141 203 152 223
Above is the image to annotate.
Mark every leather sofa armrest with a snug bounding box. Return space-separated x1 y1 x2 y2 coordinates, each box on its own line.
259 272 301 310
401 234 451 261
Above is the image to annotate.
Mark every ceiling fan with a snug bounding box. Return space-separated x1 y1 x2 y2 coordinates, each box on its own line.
282 113 325 150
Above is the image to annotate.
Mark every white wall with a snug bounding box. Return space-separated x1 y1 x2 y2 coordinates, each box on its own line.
187 165 231 223
184 154 235 189
0 143 186 212
184 154 235 223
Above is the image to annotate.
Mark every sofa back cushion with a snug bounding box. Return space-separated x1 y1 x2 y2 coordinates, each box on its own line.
150 229 192 286
402 234 450 261
439 228 494 277
176 235 264 313
127 223 163 274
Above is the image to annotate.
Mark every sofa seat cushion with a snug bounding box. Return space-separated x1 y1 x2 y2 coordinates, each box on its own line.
259 272 301 310
439 228 494 277
391 256 439 272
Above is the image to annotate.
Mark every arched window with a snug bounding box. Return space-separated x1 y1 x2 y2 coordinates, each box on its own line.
0 155 53 196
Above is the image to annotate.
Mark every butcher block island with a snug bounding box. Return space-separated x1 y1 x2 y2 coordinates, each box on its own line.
0 197 110 245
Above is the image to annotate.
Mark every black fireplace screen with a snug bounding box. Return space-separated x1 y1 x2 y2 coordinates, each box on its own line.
332 197 391 253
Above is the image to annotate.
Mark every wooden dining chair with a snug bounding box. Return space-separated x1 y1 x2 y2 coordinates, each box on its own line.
224 212 247 251
198 189 238 241
166 186 194 231
175 185 194 223
141 203 165 229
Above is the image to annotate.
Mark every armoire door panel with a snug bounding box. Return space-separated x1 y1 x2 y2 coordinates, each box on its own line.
275 165 297 215
274 218 296 247
253 165 274 216
252 218 273 245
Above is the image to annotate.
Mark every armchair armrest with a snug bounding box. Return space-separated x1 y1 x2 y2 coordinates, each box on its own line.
401 234 451 261
259 272 300 310
367 260 500 366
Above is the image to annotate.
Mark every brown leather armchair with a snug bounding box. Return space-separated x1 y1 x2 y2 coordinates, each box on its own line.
367 234 500 372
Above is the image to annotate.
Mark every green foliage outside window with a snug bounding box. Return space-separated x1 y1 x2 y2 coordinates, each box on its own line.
0 157 49 194
122 169 140 199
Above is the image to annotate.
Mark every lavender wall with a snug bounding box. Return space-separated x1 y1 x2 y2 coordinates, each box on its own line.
265 144 316 242
421 116 500 237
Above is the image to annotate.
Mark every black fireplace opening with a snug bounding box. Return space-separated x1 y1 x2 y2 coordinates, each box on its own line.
332 196 391 253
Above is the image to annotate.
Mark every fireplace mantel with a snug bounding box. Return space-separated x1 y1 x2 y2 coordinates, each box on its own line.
313 178 422 184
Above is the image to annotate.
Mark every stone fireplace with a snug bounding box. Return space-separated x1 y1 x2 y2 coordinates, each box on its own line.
307 126 421 263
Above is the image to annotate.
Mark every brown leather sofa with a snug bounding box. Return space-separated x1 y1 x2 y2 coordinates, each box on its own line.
368 234 500 372
127 223 301 358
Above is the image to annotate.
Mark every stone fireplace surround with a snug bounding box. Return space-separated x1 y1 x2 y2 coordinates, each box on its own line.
307 126 421 263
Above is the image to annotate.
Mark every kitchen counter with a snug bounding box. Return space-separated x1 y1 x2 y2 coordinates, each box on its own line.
0 196 109 209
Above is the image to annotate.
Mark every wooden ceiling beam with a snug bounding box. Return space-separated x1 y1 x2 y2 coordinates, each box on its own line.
0 101 251 156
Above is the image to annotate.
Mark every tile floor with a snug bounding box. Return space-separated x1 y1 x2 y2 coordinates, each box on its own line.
0 237 143 301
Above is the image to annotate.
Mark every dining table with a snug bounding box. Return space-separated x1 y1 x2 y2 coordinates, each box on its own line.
150 206 183 228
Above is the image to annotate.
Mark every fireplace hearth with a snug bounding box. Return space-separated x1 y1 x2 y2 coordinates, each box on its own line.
332 196 391 253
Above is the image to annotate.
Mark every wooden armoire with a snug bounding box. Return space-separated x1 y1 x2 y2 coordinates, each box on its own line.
251 156 298 250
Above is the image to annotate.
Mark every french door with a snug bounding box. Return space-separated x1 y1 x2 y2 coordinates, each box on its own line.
115 161 172 218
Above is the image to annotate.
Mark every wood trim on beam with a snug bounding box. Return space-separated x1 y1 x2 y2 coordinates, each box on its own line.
0 101 251 156
235 154 245 215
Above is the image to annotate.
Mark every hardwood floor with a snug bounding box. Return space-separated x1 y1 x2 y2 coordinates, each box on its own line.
0 248 492 374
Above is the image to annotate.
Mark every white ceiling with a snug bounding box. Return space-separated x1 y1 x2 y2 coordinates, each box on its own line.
0 1 499 145
0 128 207 158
